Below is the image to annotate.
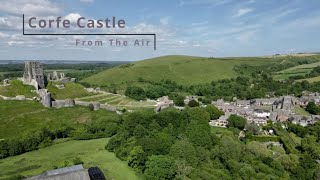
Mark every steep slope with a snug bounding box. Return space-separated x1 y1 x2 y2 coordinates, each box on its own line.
82 55 280 87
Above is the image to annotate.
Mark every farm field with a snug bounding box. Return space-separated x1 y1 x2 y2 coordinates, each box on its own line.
0 138 142 180
273 61 320 80
0 99 118 139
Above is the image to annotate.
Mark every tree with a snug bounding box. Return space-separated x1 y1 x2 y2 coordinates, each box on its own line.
173 95 185 106
144 155 176 180
205 104 224 120
227 115 247 130
169 139 198 166
125 86 146 100
127 146 146 172
188 100 199 107
186 122 212 149
306 102 320 115
245 122 260 135
88 103 94 111
146 86 168 99
175 160 193 180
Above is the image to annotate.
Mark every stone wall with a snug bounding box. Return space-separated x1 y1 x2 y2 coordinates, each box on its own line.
52 99 75 108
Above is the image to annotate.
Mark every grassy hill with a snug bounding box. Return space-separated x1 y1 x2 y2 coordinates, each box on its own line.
0 99 118 139
46 82 92 99
81 55 283 88
0 80 36 98
0 138 142 180
273 61 320 80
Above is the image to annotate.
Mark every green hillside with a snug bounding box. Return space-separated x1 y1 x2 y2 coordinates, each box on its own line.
0 80 36 98
46 82 92 99
0 138 142 180
273 61 320 80
81 55 282 88
0 99 118 139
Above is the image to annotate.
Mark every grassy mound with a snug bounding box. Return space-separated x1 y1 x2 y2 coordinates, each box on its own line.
0 99 118 139
0 80 36 98
0 138 142 180
46 82 92 99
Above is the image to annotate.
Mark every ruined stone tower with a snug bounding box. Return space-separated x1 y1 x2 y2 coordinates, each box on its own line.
23 61 45 89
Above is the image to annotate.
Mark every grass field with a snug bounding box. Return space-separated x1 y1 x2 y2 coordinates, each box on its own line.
294 106 310 116
0 138 142 180
76 93 157 109
82 55 284 88
46 82 92 99
289 132 302 145
273 61 320 80
210 126 234 137
0 99 119 139
0 80 36 98
297 76 320 83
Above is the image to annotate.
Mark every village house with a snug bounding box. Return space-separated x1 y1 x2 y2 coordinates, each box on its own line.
236 100 251 108
253 109 270 118
209 115 229 128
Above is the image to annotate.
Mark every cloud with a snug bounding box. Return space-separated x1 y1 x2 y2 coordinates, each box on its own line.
160 17 170 25
80 0 94 3
235 30 258 43
0 0 61 16
64 13 82 24
233 8 254 18
180 0 234 7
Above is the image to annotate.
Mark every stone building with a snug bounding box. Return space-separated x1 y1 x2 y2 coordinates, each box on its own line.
47 70 75 83
23 61 45 89
155 96 174 112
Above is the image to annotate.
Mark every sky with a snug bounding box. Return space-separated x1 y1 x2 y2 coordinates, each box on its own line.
0 0 320 61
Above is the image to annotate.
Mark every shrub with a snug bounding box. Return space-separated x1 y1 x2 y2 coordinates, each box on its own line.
188 100 199 107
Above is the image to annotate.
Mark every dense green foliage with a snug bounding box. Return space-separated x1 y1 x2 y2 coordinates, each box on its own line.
0 111 121 158
0 100 119 139
188 99 199 107
205 104 224 120
306 102 320 115
103 107 320 179
125 86 146 100
227 115 247 130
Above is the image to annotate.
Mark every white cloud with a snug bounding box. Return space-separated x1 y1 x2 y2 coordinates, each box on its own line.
160 17 170 25
233 8 254 18
182 0 234 7
0 0 61 16
236 30 258 43
64 13 82 24
0 32 9 38
80 0 94 3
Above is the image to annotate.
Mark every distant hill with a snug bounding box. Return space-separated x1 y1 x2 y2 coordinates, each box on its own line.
81 55 284 88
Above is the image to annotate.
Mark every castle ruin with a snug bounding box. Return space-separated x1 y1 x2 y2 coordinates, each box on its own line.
23 61 46 89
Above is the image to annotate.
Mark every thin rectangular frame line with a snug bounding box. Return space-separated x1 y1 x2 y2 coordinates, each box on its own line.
22 14 157 50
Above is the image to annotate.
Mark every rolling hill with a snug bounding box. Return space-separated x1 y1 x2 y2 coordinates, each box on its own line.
81 55 283 88
273 61 320 80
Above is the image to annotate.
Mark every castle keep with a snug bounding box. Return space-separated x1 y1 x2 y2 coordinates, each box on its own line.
23 61 45 89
